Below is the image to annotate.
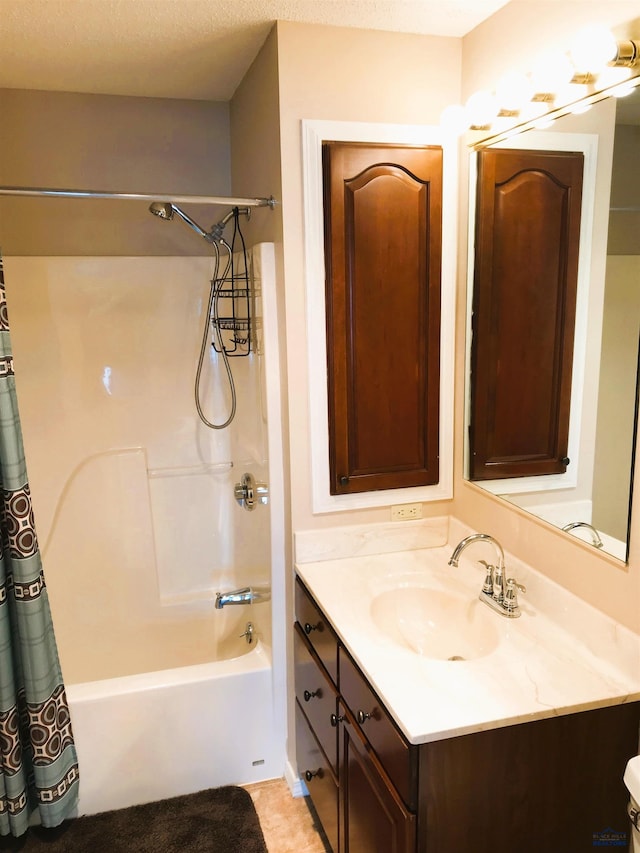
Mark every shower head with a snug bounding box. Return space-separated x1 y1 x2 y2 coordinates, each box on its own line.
149 201 174 221
148 202 218 244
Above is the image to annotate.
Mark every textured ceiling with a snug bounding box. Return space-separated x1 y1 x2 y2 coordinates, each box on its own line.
1 0 510 101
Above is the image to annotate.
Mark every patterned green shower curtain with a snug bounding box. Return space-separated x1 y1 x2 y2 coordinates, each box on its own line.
0 255 79 836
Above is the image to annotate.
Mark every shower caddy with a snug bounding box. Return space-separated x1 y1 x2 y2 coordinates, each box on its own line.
211 209 253 358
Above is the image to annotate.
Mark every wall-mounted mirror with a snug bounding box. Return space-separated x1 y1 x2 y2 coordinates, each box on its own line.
465 72 640 563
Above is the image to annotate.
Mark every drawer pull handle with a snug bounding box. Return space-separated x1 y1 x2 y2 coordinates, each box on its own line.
303 689 320 702
357 710 372 724
305 769 323 781
330 713 344 727
304 622 319 635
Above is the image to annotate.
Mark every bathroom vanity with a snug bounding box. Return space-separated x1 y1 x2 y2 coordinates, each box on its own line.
294 528 640 853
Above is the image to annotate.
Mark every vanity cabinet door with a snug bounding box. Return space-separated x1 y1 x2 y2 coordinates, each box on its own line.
339 701 416 853
296 703 339 853
339 647 417 810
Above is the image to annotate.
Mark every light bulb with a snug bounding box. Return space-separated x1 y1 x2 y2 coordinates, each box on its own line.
533 116 556 130
465 90 498 127
495 71 534 112
520 101 551 122
596 66 632 89
530 51 574 95
569 100 592 115
611 80 638 98
554 82 589 108
569 25 617 75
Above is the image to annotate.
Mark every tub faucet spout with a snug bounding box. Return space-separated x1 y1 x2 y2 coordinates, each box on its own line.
215 586 271 609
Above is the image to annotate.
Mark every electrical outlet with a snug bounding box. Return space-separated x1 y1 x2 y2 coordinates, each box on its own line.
391 503 423 521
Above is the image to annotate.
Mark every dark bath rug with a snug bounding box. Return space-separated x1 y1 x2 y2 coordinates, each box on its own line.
0 786 268 853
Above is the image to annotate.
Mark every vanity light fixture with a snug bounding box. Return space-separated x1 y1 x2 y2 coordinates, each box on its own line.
440 26 640 138
611 38 640 67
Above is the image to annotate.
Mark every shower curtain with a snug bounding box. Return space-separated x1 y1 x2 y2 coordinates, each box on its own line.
0 255 79 836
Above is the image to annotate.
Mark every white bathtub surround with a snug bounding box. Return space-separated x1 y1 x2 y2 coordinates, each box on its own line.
68 642 280 816
295 517 640 745
4 245 287 812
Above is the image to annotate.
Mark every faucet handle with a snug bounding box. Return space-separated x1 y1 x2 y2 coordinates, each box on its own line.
503 577 526 614
478 560 494 595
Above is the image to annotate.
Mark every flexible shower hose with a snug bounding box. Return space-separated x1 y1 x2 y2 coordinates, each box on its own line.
194 238 237 429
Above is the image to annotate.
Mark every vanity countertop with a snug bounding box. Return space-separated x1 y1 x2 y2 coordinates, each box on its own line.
295 535 640 745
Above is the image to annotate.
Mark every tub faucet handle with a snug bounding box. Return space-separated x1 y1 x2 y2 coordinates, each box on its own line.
239 622 255 644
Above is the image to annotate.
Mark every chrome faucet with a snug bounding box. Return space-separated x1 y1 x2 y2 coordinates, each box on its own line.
561 521 604 549
448 533 505 570
214 586 271 609
448 533 525 618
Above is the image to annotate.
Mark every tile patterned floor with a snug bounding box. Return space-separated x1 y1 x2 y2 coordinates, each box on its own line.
244 779 330 853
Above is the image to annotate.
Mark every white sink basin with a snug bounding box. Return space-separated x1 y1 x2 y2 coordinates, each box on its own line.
370 585 500 661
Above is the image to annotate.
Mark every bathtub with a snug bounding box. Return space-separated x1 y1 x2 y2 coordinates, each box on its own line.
66 608 282 816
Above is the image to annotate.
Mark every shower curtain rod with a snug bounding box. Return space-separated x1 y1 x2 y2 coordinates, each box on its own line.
0 186 276 208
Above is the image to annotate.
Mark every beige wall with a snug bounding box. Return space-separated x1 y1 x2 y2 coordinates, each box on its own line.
593 256 640 540
608 124 640 255
0 88 231 255
230 26 283 249
275 21 462 534
458 2 640 631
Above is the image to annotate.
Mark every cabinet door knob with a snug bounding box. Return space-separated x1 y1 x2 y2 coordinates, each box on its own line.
339 475 349 486
304 622 319 635
357 709 372 724
305 769 323 782
330 713 344 727
303 689 320 702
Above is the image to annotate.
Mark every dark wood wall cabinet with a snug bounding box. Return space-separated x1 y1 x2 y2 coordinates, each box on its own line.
322 141 443 495
294 575 639 853
469 147 584 481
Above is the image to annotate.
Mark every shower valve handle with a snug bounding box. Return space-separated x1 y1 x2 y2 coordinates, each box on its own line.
234 472 269 511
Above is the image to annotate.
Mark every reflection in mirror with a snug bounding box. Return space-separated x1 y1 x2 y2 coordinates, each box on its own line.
466 79 640 563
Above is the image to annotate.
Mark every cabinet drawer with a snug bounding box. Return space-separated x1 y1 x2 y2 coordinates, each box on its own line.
339 647 417 811
294 624 339 775
295 577 339 683
296 703 339 853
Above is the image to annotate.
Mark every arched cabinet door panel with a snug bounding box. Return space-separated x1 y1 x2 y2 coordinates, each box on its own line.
323 141 443 495
469 147 584 481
